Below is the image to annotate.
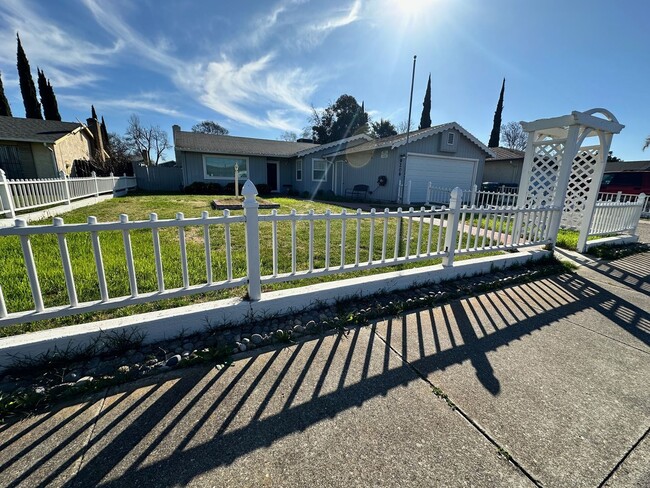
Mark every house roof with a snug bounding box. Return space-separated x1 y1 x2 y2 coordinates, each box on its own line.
487 147 525 161
174 130 318 158
327 123 496 158
0 116 86 144
605 160 650 172
294 133 374 157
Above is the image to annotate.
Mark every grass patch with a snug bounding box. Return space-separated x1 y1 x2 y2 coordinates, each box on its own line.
586 242 649 260
0 193 506 336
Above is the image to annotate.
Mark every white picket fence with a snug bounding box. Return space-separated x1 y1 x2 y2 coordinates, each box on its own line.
0 183 559 326
589 193 646 237
597 191 650 219
405 183 519 208
0 169 137 218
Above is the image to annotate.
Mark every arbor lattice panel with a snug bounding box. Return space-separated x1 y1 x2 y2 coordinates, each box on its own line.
561 146 600 229
525 141 565 207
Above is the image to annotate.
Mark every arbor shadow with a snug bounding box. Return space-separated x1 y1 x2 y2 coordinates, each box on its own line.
0 271 647 487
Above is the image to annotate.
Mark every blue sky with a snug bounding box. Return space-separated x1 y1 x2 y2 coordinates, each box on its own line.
0 0 648 161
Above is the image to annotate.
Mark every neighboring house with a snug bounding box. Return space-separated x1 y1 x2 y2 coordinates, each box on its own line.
482 147 525 185
604 160 650 172
0 116 106 179
172 122 494 203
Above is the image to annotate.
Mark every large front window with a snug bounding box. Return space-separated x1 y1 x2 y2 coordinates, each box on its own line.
203 155 248 180
312 159 328 181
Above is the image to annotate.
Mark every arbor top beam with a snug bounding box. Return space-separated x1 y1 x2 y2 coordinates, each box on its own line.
521 108 624 136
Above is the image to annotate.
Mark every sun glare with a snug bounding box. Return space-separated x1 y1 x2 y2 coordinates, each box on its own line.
392 0 437 22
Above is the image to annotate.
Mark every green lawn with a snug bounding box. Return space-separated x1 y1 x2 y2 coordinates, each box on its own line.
0 193 501 336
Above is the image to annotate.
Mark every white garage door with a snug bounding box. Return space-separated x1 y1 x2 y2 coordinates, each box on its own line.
404 155 477 203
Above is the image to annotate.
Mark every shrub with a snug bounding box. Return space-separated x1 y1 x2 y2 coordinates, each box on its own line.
255 183 271 195
183 182 222 195
223 182 244 195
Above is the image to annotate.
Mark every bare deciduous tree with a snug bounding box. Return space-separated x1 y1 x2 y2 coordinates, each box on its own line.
124 114 170 165
278 130 298 141
500 121 527 151
397 120 415 134
644 135 650 151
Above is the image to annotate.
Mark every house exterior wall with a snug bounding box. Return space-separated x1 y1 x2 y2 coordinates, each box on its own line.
336 131 488 202
179 151 291 189
0 140 37 179
53 131 93 175
482 159 523 185
30 143 57 178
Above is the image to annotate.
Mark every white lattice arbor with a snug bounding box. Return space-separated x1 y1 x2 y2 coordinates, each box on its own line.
517 109 624 251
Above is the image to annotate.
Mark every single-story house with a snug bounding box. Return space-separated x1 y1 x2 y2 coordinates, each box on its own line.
0 116 107 179
604 160 650 172
482 147 525 186
172 122 495 203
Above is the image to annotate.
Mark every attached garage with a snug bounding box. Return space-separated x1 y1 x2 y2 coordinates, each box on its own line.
404 153 478 203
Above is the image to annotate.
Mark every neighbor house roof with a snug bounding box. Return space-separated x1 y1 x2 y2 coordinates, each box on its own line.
294 133 373 157
604 160 650 172
325 123 496 158
487 147 525 160
0 116 86 144
174 130 318 158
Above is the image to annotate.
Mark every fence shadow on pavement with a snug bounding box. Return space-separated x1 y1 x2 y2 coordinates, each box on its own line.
0 271 648 487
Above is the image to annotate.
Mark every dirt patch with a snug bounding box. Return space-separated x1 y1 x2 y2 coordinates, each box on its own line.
211 198 280 210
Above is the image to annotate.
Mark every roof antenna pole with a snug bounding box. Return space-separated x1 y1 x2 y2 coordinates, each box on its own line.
402 54 417 203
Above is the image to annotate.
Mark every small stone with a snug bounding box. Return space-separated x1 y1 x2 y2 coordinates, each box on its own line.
252 326 262 334
166 355 182 367
63 372 79 383
232 347 239 354
293 325 305 334
117 365 130 375
294 319 302 326
76 376 94 385
238 342 247 352
182 351 190 358
33 386 46 395
242 337 250 345
251 334 263 345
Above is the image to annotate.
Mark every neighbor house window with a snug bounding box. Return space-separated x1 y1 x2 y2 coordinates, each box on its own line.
312 159 328 181
447 132 455 145
203 155 248 180
296 159 303 181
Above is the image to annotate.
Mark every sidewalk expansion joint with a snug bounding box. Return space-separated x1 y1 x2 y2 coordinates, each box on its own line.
371 325 544 488
598 426 649 487
72 389 108 480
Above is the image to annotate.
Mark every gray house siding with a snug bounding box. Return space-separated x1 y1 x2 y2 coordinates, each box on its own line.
180 151 274 187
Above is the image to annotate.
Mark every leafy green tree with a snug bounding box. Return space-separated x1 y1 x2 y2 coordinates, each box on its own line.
16 34 42 119
0 72 12 116
191 120 229 135
488 78 505 148
371 119 398 138
311 94 369 144
418 74 432 130
37 68 61 121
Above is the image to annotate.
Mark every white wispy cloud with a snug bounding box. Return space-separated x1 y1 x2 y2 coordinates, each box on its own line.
58 93 188 118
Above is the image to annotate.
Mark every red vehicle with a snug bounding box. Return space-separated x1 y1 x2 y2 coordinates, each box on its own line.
599 171 650 195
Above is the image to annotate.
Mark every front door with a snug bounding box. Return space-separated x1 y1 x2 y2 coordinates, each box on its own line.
266 162 278 191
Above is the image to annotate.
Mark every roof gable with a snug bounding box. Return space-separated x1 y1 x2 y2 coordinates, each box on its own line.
336 123 496 158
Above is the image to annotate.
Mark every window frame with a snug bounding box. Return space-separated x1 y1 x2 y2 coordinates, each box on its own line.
202 154 249 181
447 132 456 145
296 158 303 181
312 158 329 182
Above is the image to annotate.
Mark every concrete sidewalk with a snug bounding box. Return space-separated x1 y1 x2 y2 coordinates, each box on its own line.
0 251 648 486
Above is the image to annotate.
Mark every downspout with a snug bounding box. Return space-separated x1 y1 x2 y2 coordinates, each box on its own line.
43 143 59 176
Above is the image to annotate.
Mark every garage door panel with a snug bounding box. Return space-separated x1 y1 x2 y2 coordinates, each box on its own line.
405 155 476 202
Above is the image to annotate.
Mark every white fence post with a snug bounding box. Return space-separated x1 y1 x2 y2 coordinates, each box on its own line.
470 184 477 207
631 193 646 237
405 180 412 205
92 171 99 197
242 180 261 301
397 180 403 203
442 187 461 267
59 170 71 205
0 169 16 218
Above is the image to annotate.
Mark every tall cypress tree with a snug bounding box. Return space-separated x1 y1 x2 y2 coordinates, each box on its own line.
37 69 61 121
488 78 505 148
16 33 42 119
418 74 432 130
0 72 12 117
91 105 97 120
100 116 109 148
